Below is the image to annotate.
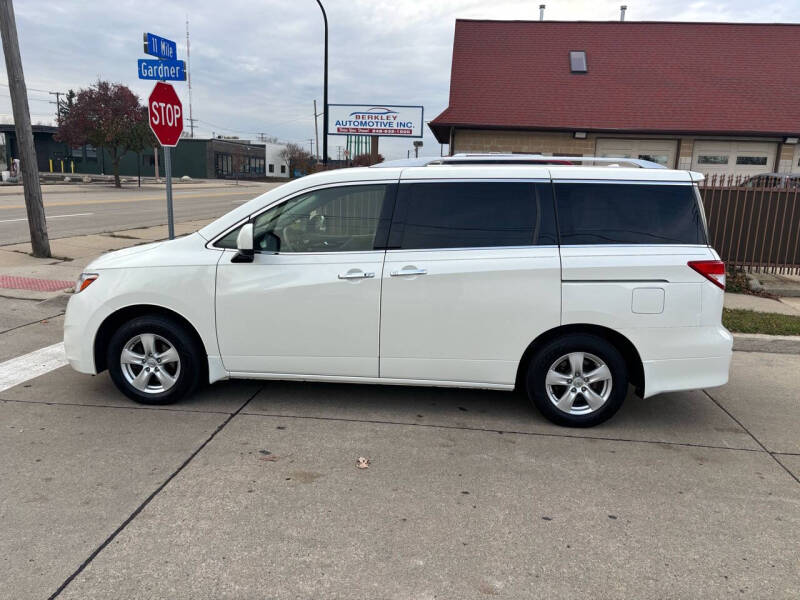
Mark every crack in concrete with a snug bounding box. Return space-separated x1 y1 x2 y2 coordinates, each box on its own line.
0 312 64 336
236 410 766 454
46 384 264 599
703 389 800 485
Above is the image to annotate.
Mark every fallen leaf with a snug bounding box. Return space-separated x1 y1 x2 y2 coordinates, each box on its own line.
356 456 370 469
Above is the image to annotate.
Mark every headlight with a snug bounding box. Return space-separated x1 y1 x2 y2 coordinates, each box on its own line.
75 272 99 293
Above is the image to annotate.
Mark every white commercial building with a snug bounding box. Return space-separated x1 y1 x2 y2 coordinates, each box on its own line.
265 142 289 178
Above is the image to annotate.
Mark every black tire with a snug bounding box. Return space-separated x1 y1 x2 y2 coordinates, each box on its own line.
106 315 204 405
526 333 628 427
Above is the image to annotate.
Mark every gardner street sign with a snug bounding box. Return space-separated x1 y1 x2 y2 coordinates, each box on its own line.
148 82 183 147
137 58 186 81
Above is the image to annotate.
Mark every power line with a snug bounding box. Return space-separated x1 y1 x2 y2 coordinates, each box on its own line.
0 93 53 103
0 81 54 94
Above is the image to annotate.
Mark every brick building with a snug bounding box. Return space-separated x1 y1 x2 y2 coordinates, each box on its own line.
429 20 800 177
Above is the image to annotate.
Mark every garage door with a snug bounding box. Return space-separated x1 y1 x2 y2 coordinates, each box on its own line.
595 139 678 168
691 141 776 177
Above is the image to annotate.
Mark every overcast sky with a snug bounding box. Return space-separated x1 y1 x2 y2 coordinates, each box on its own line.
3 0 799 159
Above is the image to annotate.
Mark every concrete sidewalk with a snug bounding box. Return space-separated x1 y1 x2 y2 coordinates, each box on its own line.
724 292 800 316
0 219 214 301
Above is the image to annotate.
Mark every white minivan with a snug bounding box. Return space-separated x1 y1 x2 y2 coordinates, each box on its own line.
64 155 733 427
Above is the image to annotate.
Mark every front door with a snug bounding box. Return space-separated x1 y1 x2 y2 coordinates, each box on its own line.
379 178 562 386
215 183 394 377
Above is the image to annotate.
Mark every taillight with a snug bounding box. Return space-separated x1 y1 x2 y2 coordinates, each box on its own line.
688 260 725 290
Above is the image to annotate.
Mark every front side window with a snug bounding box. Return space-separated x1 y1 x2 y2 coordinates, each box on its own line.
217 184 390 252
390 182 557 250
555 183 707 245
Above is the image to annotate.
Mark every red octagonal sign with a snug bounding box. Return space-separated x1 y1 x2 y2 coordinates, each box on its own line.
148 82 183 147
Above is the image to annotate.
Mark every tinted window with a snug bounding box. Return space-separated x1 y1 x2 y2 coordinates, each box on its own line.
216 184 391 252
555 183 707 245
390 182 556 250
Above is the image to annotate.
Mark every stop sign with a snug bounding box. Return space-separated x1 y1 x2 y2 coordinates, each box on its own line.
148 82 183 147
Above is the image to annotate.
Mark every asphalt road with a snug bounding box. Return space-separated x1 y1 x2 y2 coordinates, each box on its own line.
0 181 280 245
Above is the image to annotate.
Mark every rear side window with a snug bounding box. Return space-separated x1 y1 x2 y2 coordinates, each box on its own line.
555 183 707 245
390 182 557 249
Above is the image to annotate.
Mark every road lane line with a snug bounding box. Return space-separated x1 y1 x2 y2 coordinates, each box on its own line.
0 188 262 210
0 342 67 392
0 212 93 224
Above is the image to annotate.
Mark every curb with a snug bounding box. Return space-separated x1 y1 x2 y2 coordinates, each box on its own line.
733 333 800 355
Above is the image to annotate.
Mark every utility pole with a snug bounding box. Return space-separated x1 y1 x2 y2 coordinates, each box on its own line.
0 0 50 257
315 0 328 166
48 90 63 123
308 138 314 157
313 99 320 159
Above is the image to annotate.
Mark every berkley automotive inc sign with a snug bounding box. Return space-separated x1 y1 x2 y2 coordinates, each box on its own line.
328 105 423 138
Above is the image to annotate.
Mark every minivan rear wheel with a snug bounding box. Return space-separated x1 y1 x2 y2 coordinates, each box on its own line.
107 315 203 405
526 333 628 427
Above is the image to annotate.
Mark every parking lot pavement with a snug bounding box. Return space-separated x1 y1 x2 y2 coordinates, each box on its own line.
777 455 800 479
0 400 235 599
56 415 799 599
0 310 798 598
244 380 760 451
705 352 800 455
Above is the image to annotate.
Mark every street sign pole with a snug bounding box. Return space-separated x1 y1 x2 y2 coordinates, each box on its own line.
164 146 174 239
141 34 184 242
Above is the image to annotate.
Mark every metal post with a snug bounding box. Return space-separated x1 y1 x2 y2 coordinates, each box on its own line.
370 135 379 164
315 0 328 166
164 146 174 239
313 99 320 159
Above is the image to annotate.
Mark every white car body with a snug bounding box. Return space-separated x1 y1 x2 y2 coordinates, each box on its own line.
64 159 732 406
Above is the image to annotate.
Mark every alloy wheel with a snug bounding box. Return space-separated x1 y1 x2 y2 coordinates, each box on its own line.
545 351 613 415
120 333 181 394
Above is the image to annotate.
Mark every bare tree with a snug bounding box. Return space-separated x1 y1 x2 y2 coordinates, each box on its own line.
279 143 313 177
231 152 247 185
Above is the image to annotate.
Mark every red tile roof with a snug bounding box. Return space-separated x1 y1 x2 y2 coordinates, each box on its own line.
429 20 800 143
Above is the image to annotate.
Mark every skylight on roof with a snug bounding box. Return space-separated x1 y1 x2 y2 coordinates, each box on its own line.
569 51 587 73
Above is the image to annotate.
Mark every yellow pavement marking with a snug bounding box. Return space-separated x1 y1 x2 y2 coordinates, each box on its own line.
0 188 260 210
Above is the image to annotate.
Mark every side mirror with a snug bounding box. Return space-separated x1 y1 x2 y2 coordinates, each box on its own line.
232 222 254 263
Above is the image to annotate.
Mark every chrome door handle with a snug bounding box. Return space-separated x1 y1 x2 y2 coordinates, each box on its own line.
390 268 427 277
338 271 375 280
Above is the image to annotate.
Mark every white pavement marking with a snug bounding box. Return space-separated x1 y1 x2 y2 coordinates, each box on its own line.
0 342 67 393
0 212 93 224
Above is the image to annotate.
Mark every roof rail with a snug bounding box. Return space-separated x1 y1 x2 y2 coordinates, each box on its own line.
374 153 667 169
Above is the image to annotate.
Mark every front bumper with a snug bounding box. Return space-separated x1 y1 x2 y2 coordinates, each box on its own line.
63 292 100 374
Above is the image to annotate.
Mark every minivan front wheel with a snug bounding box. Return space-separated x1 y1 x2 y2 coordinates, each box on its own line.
526 334 628 427
107 315 203 405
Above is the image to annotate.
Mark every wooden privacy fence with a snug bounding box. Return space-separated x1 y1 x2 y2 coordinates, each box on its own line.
698 174 800 274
